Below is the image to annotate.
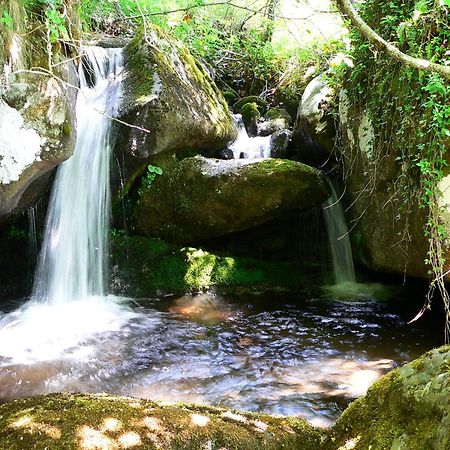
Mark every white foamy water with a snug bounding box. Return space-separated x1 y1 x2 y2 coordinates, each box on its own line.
229 114 271 159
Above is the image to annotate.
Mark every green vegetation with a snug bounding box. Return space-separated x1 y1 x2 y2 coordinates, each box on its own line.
111 235 311 296
334 0 450 327
137 164 163 197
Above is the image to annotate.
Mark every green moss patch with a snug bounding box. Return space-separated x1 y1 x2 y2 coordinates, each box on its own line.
111 236 309 297
0 393 324 449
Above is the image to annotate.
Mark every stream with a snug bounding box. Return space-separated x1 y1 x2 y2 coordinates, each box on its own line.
0 285 440 427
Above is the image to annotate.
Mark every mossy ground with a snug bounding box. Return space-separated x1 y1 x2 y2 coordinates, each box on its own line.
111 235 310 297
0 393 324 450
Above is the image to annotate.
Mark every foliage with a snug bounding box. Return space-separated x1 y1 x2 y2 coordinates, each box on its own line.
137 164 163 197
338 0 450 334
78 0 344 107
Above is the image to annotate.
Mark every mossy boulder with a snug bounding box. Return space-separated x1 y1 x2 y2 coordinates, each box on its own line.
0 393 324 449
240 102 260 136
0 2 77 222
134 156 328 243
233 96 268 114
258 108 293 137
111 236 312 296
116 26 236 163
324 345 450 449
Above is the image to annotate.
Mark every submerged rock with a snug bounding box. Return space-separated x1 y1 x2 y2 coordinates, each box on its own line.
116 26 236 162
324 345 450 449
134 156 328 242
0 393 323 449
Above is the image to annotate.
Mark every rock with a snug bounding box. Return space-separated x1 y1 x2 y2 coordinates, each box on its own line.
0 17 78 222
217 148 234 160
240 102 260 137
324 345 450 449
0 393 323 449
291 75 336 166
338 90 430 278
116 26 236 162
134 156 328 242
258 108 293 137
233 95 268 114
110 236 311 297
270 129 292 159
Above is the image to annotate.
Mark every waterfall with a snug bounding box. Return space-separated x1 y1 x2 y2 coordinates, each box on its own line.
33 47 124 303
323 181 356 285
228 114 271 159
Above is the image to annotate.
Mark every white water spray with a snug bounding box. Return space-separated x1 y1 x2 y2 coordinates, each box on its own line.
228 114 271 159
33 47 123 303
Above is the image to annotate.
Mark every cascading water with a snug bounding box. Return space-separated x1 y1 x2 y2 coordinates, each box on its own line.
33 47 123 303
228 114 272 159
0 47 139 364
323 181 356 285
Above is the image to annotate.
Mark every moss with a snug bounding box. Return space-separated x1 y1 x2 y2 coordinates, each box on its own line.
264 108 292 126
111 236 308 296
0 393 324 449
240 102 261 127
233 96 268 114
324 346 450 450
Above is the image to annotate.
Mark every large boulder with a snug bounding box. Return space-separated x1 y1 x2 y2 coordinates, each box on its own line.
134 156 328 242
291 75 336 166
116 26 236 163
0 393 323 449
338 90 430 278
0 2 77 222
324 345 450 449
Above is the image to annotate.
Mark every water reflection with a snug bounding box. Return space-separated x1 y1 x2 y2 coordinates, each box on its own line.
0 291 440 426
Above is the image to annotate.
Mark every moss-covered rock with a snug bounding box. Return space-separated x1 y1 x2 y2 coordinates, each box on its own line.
324 345 450 450
134 156 328 243
233 96 268 114
111 235 312 296
116 25 236 164
258 108 293 137
240 102 261 136
0 393 324 449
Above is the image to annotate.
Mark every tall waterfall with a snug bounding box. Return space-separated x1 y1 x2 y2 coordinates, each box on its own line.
323 182 356 285
33 47 124 303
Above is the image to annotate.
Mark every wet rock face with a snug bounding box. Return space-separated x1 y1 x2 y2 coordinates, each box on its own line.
324 345 450 450
338 90 430 279
116 26 236 163
134 155 329 243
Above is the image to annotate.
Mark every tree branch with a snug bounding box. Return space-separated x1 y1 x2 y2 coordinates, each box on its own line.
335 0 450 80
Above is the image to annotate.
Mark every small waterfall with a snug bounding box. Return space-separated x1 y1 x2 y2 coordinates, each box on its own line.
323 181 356 285
228 114 271 159
33 47 124 303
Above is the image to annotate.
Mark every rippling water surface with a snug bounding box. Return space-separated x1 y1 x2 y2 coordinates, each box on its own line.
0 287 441 426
